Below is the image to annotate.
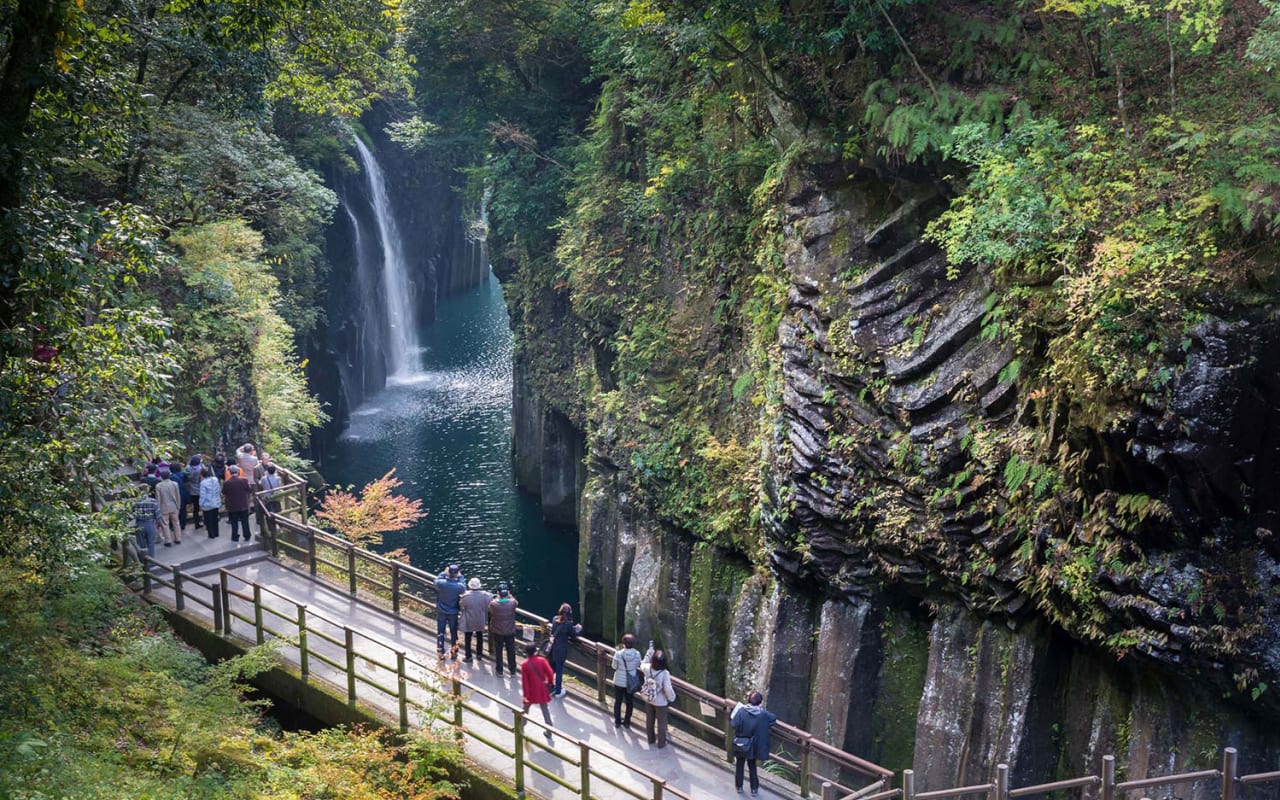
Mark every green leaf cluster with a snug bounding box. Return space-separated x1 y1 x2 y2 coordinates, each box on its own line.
0 561 461 799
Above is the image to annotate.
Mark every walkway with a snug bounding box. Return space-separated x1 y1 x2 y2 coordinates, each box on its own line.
135 508 879 800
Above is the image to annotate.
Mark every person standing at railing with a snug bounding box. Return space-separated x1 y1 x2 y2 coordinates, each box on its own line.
488 582 519 675
520 642 556 745
185 456 205 530
132 484 160 559
259 464 282 514
223 465 253 543
545 602 581 698
459 577 492 663
199 465 222 539
172 460 190 532
731 691 777 797
154 467 182 547
643 646 677 749
611 633 643 728
434 564 467 659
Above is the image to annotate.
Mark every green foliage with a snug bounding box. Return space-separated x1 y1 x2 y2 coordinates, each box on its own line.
163 220 325 455
0 562 461 799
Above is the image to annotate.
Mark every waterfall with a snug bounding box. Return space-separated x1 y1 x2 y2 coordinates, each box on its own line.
353 137 421 379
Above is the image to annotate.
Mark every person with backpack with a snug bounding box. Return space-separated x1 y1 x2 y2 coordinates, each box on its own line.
731 691 778 797
132 484 160 559
611 633 643 728
643 646 676 748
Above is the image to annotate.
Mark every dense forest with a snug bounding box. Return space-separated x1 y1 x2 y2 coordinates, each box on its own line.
4 0 1280 792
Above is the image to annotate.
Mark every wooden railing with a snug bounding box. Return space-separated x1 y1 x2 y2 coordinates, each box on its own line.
817 748 1280 800
132 470 1280 800
214 568 693 800
248 469 894 797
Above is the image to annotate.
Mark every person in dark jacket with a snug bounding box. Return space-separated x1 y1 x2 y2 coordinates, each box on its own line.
731 691 778 796
222 465 253 542
546 602 581 697
434 564 467 659
488 583 519 675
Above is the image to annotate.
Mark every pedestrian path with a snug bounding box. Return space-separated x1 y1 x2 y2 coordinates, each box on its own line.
139 520 798 800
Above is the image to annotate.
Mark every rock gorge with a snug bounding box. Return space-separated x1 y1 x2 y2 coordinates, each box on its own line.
321 0 1280 792
509 155 1280 791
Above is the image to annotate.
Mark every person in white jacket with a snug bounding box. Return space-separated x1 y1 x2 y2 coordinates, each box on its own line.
643 645 676 748
611 633 643 728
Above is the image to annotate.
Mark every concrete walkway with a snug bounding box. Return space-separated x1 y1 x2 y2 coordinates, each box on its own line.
141 516 793 800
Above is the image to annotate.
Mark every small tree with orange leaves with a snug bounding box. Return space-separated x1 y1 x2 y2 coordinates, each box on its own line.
316 469 425 557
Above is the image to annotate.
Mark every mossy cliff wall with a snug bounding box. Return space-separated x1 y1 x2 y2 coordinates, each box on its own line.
506 154 1280 788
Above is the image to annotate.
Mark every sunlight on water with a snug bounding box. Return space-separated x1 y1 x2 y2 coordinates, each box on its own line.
325 274 579 618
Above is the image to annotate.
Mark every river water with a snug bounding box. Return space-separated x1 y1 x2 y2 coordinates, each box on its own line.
323 273 579 618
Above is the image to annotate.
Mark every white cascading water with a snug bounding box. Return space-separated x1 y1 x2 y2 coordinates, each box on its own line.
353 137 421 379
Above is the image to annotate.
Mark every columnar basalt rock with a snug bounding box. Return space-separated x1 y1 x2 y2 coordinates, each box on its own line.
516 158 1280 787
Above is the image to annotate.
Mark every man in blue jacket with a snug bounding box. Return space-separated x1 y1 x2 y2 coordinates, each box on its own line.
731 691 778 797
434 564 467 659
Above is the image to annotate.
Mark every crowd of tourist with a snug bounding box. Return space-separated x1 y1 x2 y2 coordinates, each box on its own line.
432 563 773 792
130 443 282 558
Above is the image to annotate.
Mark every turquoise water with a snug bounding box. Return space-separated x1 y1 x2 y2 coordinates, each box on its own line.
323 273 579 618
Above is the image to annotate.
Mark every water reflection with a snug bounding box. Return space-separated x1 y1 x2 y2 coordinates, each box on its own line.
324 273 579 617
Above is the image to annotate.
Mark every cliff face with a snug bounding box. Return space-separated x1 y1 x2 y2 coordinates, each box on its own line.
510 156 1280 787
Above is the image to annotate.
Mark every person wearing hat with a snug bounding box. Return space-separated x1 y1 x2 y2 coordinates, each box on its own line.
434 564 467 659
488 582 519 675
459 577 493 663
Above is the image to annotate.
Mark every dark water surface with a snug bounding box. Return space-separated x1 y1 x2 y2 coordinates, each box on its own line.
323 274 579 618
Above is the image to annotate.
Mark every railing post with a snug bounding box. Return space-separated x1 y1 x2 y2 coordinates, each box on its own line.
580 742 591 800
212 585 223 634
1223 747 1238 800
142 558 153 594
513 709 526 795
253 584 264 644
298 482 308 525
344 627 357 706
822 782 836 800
297 604 309 680
391 562 401 617
995 763 1009 800
307 532 317 576
452 677 464 744
904 769 915 800
268 515 280 558
596 646 607 703
397 651 409 732
172 566 185 612
347 544 357 596
219 570 231 634
799 734 812 798
652 777 665 800
1102 755 1115 800
724 699 735 761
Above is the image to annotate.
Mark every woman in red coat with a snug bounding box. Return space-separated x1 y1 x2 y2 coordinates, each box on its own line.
520 643 556 744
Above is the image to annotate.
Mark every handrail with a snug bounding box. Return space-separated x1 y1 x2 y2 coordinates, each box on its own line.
141 477 1280 800
215 568 694 800
248 467 893 796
